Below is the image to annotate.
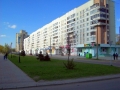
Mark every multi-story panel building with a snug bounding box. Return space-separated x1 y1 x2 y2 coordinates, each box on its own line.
24 0 116 56
16 30 29 52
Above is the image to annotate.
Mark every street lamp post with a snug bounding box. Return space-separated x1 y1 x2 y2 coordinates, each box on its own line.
94 19 98 59
74 33 78 55
50 36 52 56
18 37 21 63
59 43 63 56
110 41 113 66
96 25 98 59
19 44 20 63
11 42 12 58
67 34 70 61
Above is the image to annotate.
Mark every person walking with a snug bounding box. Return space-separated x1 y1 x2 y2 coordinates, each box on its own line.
113 53 116 60
116 53 118 60
4 53 8 60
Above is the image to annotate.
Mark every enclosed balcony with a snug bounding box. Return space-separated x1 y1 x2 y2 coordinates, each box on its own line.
91 19 107 26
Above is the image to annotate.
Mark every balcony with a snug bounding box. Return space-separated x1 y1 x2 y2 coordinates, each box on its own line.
90 31 96 36
91 20 107 27
90 4 107 11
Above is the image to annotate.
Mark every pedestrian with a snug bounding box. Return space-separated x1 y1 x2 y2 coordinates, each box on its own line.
113 53 116 60
116 53 118 60
4 53 8 60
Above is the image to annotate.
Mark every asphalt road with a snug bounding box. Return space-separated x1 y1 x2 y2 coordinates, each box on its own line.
9 78 120 90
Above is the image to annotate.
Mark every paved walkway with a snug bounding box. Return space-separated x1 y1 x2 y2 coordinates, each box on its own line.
50 55 120 67
0 54 36 89
0 54 120 89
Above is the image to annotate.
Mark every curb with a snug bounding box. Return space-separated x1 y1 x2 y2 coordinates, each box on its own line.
35 74 120 86
1 74 120 90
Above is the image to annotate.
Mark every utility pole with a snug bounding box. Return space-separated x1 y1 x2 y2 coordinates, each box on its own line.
19 44 20 63
11 42 12 58
18 37 21 63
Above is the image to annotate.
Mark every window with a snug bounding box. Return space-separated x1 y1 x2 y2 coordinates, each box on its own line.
87 38 89 41
77 26 79 29
83 10 84 13
80 16 82 19
83 34 84 37
87 33 89 36
107 10 109 13
106 4 109 8
87 23 89 26
80 25 82 28
80 20 82 23
86 18 89 21
67 25 69 28
107 26 109 29
83 24 84 27
80 11 81 14
86 13 89 16
86 8 89 11
83 19 84 22
71 14 75 18
77 13 78 16
87 28 89 31
71 23 75 26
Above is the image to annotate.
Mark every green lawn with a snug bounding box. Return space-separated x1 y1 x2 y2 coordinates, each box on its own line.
8 55 120 81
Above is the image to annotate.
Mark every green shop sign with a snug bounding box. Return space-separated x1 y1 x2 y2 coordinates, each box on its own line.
84 44 100 47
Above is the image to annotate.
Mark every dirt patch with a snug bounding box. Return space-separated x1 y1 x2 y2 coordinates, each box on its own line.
33 76 40 81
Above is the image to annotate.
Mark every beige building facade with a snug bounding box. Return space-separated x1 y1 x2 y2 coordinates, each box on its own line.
24 0 116 56
16 30 28 52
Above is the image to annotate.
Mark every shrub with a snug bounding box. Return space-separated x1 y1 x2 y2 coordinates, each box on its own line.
63 58 75 69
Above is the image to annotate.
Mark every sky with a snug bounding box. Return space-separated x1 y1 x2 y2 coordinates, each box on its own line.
0 0 120 48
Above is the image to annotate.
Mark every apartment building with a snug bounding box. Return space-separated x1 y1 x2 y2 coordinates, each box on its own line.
16 30 29 52
24 0 116 56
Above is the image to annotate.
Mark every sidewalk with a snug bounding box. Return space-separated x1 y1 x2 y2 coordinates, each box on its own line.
0 54 36 89
50 54 120 60
0 54 120 89
50 55 120 67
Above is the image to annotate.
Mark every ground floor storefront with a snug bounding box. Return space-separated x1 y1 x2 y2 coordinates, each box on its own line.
24 44 120 57
76 44 120 57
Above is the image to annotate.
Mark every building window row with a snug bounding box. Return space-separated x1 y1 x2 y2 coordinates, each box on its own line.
91 14 109 20
67 13 75 20
90 3 99 9
90 8 109 15
53 22 58 26
67 27 75 32
90 3 109 9
67 19 75 24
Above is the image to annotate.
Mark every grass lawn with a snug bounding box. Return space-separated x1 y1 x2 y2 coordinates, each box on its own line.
8 55 120 81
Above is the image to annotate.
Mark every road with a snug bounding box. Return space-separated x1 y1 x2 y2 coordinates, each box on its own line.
9 78 120 90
